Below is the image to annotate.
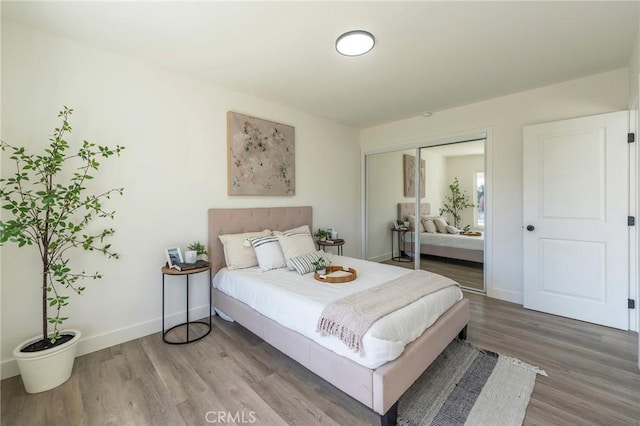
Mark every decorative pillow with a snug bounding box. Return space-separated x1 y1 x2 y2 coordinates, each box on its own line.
407 215 426 232
421 218 437 233
434 217 448 233
273 224 311 236
277 231 316 266
218 229 271 270
246 235 287 271
446 225 460 234
287 251 329 275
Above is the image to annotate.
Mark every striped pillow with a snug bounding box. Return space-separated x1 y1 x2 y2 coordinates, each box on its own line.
446 225 460 234
276 231 316 267
246 235 287 271
287 251 329 275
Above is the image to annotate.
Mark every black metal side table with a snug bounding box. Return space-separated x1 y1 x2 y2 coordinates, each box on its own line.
391 228 413 262
161 264 212 344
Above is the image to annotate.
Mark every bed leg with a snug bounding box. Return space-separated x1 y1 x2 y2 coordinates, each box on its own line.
458 325 468 340
380 401 399 426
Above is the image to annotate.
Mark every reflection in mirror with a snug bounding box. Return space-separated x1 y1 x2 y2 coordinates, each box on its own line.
364 139 486 293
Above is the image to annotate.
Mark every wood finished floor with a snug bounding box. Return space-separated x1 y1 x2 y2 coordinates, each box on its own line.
385 254 484 292
2 293 638 426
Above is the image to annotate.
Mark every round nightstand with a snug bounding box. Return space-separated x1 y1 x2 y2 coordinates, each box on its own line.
317 239 345 256
391 228 413 262
161 264 212 344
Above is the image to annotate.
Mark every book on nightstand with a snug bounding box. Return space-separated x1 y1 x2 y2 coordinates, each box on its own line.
325 238 344 244
170 260 210 271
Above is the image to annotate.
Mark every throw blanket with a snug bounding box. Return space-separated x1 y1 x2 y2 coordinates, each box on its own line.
316 270 458 355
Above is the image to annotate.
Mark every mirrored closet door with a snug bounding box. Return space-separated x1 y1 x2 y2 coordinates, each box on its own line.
365 139 486 293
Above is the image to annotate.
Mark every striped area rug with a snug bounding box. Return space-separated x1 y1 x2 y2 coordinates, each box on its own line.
399 339 547 426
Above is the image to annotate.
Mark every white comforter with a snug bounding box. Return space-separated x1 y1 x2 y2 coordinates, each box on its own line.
410 231 484 251
213 254 463 368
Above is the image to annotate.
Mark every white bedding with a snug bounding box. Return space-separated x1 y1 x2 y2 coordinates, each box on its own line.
213 254 463 368
410 231 484 251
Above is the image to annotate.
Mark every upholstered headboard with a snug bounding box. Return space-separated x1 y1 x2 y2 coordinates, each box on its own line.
207 206 313 273
397 203 431 221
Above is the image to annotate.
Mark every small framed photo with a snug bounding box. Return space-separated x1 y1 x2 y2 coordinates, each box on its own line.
165 247 183 268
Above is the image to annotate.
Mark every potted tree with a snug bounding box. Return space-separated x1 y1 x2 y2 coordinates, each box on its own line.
439 177 476 230
0 107 124 393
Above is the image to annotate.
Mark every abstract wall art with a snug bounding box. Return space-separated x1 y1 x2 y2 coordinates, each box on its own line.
227 112 295 196
403 154 426 198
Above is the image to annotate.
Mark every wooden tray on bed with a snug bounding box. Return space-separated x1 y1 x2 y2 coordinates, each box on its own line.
314 266 357 283
460 231 482 237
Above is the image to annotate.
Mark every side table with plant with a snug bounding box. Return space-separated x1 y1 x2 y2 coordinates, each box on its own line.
0 107 124 393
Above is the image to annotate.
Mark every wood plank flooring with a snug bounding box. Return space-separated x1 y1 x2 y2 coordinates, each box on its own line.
2 293 638 425
385 254 484 292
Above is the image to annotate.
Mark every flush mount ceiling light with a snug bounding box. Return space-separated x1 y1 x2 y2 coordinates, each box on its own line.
335 30 375 56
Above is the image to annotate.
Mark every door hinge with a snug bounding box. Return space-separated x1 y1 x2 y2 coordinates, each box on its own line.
629 133 636 143
628 216 635 226
629 299 636 309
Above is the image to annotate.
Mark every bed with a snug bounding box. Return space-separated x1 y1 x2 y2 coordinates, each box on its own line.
398 203 484 263
208 206 470 425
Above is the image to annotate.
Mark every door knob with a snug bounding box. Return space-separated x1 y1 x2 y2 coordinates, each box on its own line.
526 225 535 231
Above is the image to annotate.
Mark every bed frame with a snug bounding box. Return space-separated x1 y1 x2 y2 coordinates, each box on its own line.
398 203 484 264
208 206 470 425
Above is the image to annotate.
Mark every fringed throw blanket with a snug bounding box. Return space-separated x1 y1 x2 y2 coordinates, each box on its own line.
316 270 458 355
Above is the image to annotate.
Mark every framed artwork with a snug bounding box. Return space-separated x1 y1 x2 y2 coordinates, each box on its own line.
227 111 295 196
403 154 426 197
165 247 183 268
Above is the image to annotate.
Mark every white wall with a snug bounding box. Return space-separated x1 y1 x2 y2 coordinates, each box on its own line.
0 22 361 378
365 149 427 261
445 155 484 230
365 151 400 261
422 149 446 216
629 27 639 103
361 68 629 303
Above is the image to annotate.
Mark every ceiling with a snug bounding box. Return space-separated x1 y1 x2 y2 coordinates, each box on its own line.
3 1 638 129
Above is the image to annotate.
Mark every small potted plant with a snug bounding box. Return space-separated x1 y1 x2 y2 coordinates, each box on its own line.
313 228 328 241
311 257 328 275
186 241 208 263
0 107 124 393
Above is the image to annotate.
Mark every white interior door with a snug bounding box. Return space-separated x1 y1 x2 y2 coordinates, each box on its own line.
523 111 629 330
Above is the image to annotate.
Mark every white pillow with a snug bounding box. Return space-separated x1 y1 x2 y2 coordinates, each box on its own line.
434 217 448 233
446 225 460 234
407 215 426 232
277 232 316 266
246 235 287 271
218 229 271 270
273 224 311 235
288 250 329 275
422 218 437 233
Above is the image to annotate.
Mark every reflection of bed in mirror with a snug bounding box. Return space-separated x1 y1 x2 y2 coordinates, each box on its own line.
397 203 484 263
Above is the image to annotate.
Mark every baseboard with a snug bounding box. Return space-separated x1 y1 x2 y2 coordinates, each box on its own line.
1 304 211 380
487 287 523 305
